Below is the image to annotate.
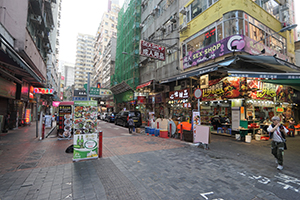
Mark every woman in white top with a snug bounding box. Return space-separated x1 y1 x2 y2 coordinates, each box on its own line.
267 116 288 170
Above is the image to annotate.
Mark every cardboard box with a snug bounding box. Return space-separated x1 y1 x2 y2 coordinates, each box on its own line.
136 128 141 133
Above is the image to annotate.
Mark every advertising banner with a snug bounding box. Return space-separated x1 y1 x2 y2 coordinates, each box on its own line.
0 77 16 99
202 77 241 101
183 35 288 70
140 40 166 61
45 115 52 128
73 101 98 161
58 105 72 139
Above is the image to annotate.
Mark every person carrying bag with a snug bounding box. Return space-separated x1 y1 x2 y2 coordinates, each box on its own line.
267 116 288 170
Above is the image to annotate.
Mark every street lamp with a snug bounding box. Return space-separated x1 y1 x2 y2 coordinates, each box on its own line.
253 24 297 45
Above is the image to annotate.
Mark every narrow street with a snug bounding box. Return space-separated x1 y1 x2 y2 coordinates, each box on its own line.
0 120 299 199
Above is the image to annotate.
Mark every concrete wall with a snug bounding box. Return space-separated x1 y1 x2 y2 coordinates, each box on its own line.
0 0 47 82
140 0 181 84
295 41 300 66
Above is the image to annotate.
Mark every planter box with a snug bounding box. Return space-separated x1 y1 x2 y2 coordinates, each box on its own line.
182 130 193 142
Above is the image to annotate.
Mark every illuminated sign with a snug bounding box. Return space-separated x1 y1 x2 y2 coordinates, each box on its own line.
25 109 31 124
169 89 189 100
53 101 60 107
34 88 53 94
276 107 284 113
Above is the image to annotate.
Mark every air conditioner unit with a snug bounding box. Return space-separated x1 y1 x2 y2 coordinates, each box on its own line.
30 14 42 24
179 7 187 15
179 22 188 32
36 30 44 38
139 23 145 28
160 25 166 32
43 42 50 49
154 5 160 10
170 14 177 23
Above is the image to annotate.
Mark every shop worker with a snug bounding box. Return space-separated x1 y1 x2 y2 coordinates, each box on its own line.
267 116 288 170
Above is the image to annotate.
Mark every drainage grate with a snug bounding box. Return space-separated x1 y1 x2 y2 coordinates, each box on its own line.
18 162 38 169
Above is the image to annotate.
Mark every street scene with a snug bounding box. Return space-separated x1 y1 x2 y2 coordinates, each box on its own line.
0 120 300 200
1 0 300 199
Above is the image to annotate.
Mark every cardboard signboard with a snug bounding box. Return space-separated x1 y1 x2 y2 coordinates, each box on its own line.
193 125 210 144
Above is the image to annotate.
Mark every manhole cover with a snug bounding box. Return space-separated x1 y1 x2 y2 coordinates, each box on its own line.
18 162 38 169
145 141 158 144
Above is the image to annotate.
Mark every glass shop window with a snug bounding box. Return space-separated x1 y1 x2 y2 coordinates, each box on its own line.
217 23 223 41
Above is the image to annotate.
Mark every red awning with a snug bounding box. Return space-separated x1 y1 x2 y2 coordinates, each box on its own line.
136 80 152 90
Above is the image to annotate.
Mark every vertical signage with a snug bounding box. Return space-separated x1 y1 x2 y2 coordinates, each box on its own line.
25 109 31 124
73 101 98 161
58 105 72 139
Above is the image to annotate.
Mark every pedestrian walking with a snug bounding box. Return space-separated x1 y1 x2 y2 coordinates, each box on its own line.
128 116 134 134
267 116 288 170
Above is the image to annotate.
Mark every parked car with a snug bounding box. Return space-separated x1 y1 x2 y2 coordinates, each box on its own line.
114 111 142 127
100 112 108 120
105 112 117 123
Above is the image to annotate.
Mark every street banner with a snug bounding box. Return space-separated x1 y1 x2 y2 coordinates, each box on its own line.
73 101 98 161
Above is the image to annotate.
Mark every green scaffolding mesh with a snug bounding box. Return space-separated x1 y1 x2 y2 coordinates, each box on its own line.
111 0 141 91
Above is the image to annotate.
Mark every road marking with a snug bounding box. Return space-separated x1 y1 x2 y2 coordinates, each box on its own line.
238 171 299 193
200 192 213 200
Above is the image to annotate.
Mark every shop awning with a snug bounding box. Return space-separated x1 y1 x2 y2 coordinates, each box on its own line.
0 36 44 86
110 81 133 95
261 79 300 91
227 71 300 79
159 58 235 84
235 55 300 73
136 80 152 90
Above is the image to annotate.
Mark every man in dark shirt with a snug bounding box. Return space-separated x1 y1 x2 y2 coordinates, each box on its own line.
128 117 134 134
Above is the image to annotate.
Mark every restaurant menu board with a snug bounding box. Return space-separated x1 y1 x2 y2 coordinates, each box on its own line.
73 101 98 161
58 105 72 139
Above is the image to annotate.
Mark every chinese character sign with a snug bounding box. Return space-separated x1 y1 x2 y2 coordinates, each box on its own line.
169 89 189 100
140 40 166 61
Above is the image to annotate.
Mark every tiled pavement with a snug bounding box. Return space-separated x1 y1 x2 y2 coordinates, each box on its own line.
1 121 300 199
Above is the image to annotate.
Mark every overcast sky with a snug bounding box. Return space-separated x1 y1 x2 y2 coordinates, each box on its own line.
59 0 299 64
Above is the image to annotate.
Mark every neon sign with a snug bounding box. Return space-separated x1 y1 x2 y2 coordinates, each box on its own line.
53 101 60 107
34 88 53 94
25 109 31 124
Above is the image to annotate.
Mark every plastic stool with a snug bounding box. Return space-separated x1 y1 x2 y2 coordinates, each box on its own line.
227 128 232 135
217 127 223 133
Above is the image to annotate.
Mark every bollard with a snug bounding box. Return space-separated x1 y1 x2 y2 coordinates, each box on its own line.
180 124 183 141
42 123 45 139
157 122 159 129
169 123 172 138
98 131 103 158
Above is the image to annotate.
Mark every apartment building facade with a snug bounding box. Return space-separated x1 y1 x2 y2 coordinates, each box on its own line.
92 2 120 88
0 0 57 129
74 33 94 90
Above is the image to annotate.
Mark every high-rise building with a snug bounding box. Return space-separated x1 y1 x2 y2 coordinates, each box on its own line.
62 62 75 87
74 33 95 90
47 0 62 99
92 2 120 87
110 0 141 112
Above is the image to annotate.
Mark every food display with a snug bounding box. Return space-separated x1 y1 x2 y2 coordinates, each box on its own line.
73 101 99 161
